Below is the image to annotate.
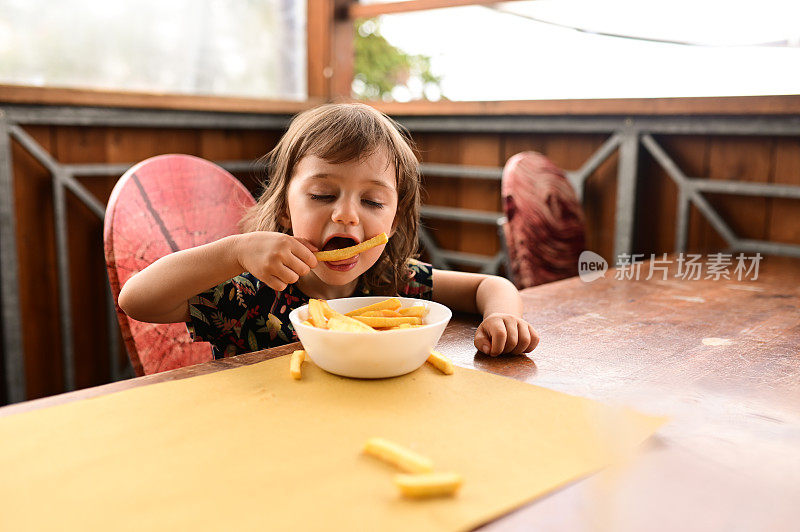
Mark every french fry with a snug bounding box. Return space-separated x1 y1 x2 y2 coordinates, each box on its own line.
394 472 463 498
363 437 434 473
314 232 388 262
327 314 377 333
318 300 338 320
345 297 401 316
398 306 428 318
300 320 313 327
308 299 327 328
427 350 454 375
359 310 402 318
289 349 305 380
351 316 422 328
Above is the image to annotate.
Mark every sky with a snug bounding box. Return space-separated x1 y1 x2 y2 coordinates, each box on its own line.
371 0 800 101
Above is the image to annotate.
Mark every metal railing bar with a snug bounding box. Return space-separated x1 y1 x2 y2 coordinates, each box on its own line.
9 124 62 175
52 175 76 392
688 178 800 198
420 163 503 180
675 189 690 253
420 205 503 224
733 239 800 258
60 171 107 219
4 106 293 130
437 250 497 268
569 132 623 200
613 131 640 259
61 163 134 176
417 226 452 270
0 117 26 404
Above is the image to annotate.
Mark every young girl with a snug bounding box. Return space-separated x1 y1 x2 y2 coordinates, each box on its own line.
118 103 539 359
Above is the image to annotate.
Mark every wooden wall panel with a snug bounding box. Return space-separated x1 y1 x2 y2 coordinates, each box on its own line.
13 126 62 399
454 135 502 257
705 136 774 247
769 138 800 245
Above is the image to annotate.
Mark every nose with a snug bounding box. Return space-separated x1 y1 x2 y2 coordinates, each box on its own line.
332 197 359 226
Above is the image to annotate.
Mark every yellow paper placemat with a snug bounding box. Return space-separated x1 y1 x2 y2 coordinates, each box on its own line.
0 358 665 531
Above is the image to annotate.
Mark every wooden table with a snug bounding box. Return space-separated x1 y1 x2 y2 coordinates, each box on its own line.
2 256 799 531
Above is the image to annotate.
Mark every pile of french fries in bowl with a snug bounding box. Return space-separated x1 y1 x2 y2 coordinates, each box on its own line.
288 296 452 378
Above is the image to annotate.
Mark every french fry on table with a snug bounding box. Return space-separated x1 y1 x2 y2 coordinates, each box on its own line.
351 316 422 328
289 349 306 380
363 437 434 473
427 350 454 375
394 472 463 498
345 297 401 316
314 232 388 262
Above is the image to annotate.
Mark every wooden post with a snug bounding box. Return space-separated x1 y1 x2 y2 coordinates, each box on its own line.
307 0 354 101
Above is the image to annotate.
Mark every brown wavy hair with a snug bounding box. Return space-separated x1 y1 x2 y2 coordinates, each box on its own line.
240 103 421 295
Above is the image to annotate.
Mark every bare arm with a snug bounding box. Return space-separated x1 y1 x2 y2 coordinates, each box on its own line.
118 235 243 323
118 231 318 324
432 269 522 317
432 269 537 356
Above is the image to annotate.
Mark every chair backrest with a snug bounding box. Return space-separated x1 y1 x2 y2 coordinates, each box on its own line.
104 154 256 376
501 151 586 289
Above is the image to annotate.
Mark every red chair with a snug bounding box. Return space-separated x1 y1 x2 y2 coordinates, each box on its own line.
501 152 586 289
104 154 256 376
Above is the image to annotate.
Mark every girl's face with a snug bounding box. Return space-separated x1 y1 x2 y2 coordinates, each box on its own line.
284 150 398 291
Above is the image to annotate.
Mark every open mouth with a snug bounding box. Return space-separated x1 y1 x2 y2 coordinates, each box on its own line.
321 235 360 251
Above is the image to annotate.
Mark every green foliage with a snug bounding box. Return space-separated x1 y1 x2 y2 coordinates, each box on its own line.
353 18 445 101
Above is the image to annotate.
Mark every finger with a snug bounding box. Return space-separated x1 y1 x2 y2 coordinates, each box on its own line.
489 323 506 357
513 322 532 355
283 253 312 277
292 237 319 268
266 278 288 292
502 317 519 354
527 325 540 352
474 328 491 354
273 265 300 285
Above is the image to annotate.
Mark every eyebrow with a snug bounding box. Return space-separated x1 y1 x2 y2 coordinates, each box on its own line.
308 173 394 190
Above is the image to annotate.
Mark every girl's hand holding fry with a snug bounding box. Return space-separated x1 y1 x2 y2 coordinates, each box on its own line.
474 312 539 357
234 231 318 291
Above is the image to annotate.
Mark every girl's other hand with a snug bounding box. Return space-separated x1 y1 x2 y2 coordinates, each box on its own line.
474 313 539 357
235 232 318 291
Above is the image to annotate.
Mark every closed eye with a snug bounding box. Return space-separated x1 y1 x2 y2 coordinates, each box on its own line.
362 199 384 208
309 194 335 202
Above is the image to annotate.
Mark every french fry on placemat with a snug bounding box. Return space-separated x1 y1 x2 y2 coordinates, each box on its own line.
345 297 401 316
351 316 421 328
289 349 305 380
427 350 454 375
394 472 463 498
314 233 388 262
363 437 434 473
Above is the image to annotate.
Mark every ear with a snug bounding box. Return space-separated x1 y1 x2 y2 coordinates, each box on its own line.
279 209 291 230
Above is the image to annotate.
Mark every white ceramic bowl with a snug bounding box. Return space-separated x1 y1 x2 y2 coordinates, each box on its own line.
288 296 452 379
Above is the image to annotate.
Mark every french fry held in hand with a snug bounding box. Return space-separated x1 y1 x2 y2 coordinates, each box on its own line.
314 232 388 262
289 349 305 380
351 316 422 328
345 297 401 316
394 472 463 498
427 349 454 375
363 437 434 474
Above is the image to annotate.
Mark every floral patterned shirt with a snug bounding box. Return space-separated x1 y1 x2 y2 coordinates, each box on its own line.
186 259 434 358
